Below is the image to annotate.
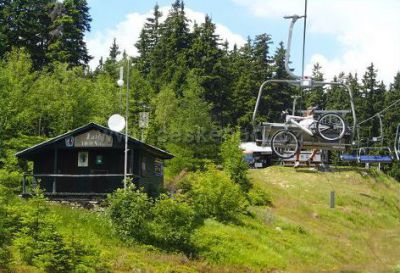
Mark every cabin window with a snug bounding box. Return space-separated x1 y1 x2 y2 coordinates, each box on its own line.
78 151 88 167
95 155 103 165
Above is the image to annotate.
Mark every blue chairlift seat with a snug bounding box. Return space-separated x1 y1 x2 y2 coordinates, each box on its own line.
340 154 358 162
359 155 393 164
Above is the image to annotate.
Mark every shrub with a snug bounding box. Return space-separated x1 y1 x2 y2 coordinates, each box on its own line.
107 185 152 241
0 207 11 269
14 193 107 273
220 130 250 191
187 166 248 221
148 196 197 252
388 163 400 182
0 184 15 269
247 185 272 206
0 169 22 193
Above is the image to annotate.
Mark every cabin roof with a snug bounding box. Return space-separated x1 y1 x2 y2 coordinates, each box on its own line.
15 123 174 160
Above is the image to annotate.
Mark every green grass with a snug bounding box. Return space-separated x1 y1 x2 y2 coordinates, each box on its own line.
10 166 400 272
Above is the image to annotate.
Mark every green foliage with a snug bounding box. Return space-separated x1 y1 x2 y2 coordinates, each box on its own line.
388 163 400 182
220 130 250 191
247 184 272 206
0 169 22 193
148 196 198 252
107 185 152 241
185 166 248 221
107 186 199 253
1 0 91 67
0 186 12 269
12 193 107 273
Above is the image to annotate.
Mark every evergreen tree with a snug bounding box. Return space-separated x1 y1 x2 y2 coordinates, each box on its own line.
360 63 385 140
262 42 293 121
148 0 191 92
229 37 255 126
383 72 400 146
108 38 120 62
252 33 272 81
135 4 162 75
103 38 121 78
1 0 54 68
47 0 92 66
304 63 326 108
189 15 230 125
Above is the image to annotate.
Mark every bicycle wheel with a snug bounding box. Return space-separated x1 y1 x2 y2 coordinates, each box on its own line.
271 130 299 159
317 113 346 141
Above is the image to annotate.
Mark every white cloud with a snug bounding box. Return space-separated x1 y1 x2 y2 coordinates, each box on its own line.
233 0 400 84
85 6 246 70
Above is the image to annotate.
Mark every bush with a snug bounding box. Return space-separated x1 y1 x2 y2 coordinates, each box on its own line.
0 185 15 269
247 185 272 206
220 130 250 191
187 166 248 221
388 163 400 182
108 185 199 253
107 185 152 241
0 169 22 193
148 196 198 252
14 193 107 273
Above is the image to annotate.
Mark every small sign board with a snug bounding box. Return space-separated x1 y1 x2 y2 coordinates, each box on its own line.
74 130 113 147
139 112 150 129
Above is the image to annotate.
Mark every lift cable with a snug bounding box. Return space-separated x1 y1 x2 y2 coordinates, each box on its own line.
358 97 400 126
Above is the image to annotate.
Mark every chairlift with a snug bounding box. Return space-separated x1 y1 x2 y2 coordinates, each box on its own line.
253 14 357 159
252 5 399 166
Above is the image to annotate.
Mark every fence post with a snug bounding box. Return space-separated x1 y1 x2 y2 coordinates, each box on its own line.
22 175 26 195
330 191 335 208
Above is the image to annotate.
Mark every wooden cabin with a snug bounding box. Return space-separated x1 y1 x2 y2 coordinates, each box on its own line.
16 123 173 199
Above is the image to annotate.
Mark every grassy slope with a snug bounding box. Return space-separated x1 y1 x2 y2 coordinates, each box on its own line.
12 167 400 273
194 167 400 272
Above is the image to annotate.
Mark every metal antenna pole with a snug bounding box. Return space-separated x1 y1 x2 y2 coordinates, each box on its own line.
124 58 130 189
119 67 124 113
301 0 308 79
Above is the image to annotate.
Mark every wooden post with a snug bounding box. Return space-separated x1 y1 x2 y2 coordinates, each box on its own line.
330 191 335 208
22 175 26 195
53 148 58 194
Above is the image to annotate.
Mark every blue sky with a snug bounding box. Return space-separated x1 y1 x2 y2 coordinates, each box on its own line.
86 0 400 84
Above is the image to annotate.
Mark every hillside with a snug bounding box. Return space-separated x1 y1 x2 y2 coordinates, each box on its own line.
11 167 400 273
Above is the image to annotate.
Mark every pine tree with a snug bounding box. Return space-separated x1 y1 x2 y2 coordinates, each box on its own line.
108 38 120 62
252 33 272 81
1 0 54 68
135 4 162 75
0 0 11 58
360 63 385 140
261 42 293 121
103 38 121 78
189 15 230 125
304 63 325 108
383 72 400 146
229 37 255 126
148 0 191 91
47 0 92 66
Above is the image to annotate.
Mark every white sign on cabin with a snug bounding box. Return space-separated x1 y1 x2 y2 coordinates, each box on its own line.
74 130 113 147
139 112 150 129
